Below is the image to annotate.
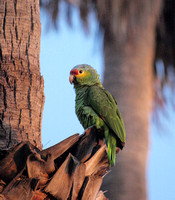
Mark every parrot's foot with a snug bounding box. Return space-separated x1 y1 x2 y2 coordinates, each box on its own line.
84 125 96 134
98 138 105 146
93 138 105 148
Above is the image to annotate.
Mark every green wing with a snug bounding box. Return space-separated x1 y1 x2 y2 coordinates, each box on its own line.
87 86 126 143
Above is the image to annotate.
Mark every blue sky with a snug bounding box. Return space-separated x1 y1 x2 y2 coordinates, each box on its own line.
40 5 103 147
40 4 175 200
148 87 175 200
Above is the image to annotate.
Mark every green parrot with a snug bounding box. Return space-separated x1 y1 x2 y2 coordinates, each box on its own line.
69 64 126 166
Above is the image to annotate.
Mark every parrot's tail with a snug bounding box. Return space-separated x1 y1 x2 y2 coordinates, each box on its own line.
106 134 116 166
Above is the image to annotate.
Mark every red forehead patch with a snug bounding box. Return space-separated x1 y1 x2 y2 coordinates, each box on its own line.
70 69 79 75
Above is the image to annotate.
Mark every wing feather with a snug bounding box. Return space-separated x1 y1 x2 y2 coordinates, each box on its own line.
87 86 126 143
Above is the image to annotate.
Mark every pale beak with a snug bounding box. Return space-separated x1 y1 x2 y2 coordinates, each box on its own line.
69 74 74 84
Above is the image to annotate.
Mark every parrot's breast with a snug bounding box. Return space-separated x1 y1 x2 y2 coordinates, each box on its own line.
75 86 103 129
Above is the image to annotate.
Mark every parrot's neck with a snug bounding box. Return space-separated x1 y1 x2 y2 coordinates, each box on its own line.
74 86 89 117
74 85 89 99
74 83 103 95
74 84 103 105
74 82 102 90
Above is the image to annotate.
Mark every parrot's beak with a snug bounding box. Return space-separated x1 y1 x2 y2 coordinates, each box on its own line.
69 68 78 84
69 74 74 84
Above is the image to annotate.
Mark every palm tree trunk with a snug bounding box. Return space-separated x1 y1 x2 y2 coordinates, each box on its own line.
0 0 44 149
101 5 160 200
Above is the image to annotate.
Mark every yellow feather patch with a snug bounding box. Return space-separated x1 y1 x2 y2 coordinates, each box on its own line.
76 71 90 78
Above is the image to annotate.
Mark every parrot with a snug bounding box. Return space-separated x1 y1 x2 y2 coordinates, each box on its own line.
69 64 126 166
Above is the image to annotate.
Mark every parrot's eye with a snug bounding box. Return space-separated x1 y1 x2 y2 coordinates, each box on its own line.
79 70 83 74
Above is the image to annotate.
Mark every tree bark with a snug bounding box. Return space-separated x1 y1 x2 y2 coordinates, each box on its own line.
101 2 162 199
0 0 44 149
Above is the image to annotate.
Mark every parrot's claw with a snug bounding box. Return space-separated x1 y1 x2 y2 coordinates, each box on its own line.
98 139 105 146
84 125 96 134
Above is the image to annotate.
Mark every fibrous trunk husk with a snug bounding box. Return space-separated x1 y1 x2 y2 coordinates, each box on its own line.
0 126 109 200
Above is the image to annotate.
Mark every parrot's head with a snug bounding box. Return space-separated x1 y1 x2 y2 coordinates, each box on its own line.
69 64 102 87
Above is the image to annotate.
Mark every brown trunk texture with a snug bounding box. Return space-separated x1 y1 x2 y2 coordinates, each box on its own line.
0 0 44 149
101 10 158 200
